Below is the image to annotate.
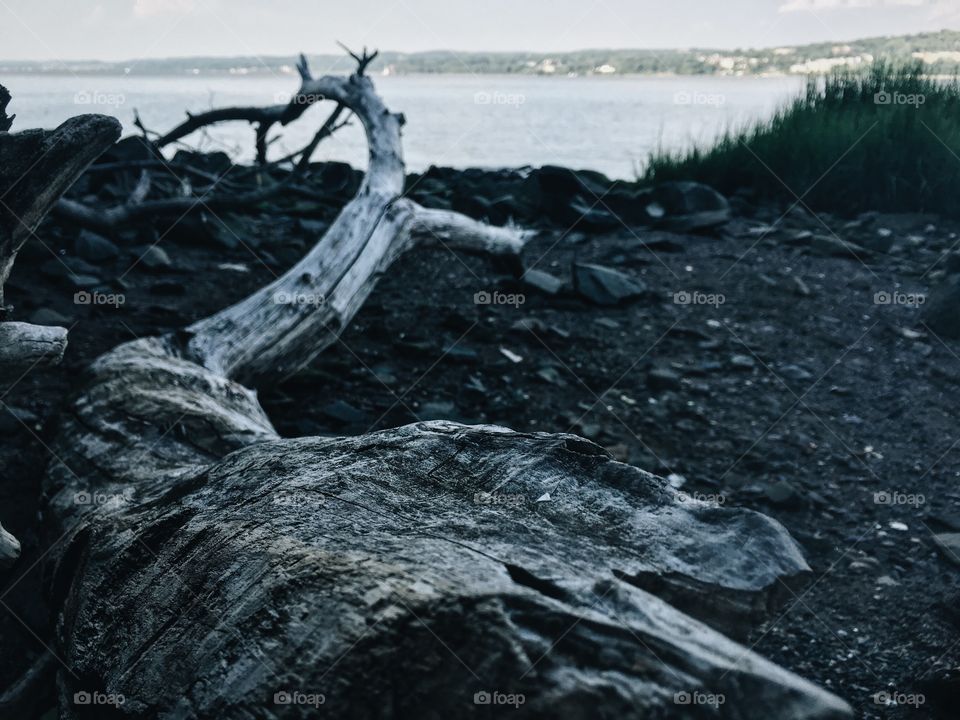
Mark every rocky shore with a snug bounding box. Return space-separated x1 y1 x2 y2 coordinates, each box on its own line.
1 155 959 718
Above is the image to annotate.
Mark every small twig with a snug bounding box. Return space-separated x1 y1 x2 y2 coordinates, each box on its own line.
296 52 313 82
133 110 158 140
337 42 379 76
294 106 349 173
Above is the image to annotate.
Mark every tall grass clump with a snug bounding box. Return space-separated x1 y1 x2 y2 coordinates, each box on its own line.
645 62 960 216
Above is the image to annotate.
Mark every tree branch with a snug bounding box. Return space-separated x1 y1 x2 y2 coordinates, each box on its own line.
183 63 528 385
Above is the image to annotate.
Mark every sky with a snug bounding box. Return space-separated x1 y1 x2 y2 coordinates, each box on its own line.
0 0 958 61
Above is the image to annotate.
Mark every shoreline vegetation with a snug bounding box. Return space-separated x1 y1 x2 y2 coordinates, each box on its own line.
3 29 960 77
644 62 960 217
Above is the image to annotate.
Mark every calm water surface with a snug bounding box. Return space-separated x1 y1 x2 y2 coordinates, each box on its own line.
2 73 803 178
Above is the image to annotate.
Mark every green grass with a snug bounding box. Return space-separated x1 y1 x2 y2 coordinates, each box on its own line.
644 62 960 217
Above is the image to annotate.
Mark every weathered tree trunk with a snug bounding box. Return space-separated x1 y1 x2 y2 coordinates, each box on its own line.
0 91 120 568
35 65 851 719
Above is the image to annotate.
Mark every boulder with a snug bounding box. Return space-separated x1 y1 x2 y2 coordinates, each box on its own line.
537 166 617 228
537 165 611 198
652 181 731 232
75 229 119 262
573 263 647 306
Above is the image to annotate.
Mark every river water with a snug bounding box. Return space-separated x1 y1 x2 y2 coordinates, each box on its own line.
2 73 803 179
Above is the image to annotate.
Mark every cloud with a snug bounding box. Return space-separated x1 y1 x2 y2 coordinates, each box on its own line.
779 0 929 11
133 0 196 17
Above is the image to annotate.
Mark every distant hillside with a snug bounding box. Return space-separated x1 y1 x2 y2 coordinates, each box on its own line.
3 29 960 77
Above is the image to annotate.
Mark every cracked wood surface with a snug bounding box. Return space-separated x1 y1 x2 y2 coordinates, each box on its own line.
46 420 849 720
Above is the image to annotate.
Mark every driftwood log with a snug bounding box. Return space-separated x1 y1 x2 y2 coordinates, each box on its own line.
19 57 852 718
0 86 120 568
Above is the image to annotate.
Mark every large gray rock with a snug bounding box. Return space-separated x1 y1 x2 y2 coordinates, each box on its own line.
43 339 850 719
573 263 647 306
652 181 731 232
75 229 119 262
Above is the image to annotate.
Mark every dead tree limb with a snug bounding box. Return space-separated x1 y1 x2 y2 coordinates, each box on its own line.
36 54 850 720
0 322 69 376
184 65 529 384
153 104 290 151
150 52 340 163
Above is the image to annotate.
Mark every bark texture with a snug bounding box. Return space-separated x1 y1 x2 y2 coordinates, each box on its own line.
46 416 849 720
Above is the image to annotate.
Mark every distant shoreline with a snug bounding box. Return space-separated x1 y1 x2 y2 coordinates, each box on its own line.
2 28 960 78
0 70 798 79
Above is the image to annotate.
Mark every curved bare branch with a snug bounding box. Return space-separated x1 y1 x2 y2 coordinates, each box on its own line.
184 68 530 384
